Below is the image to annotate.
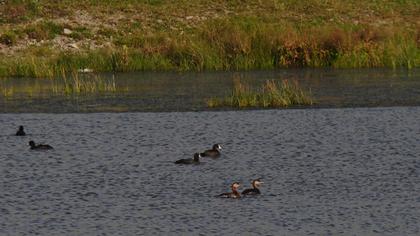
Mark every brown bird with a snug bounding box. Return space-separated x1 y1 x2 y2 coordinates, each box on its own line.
218 182 241 199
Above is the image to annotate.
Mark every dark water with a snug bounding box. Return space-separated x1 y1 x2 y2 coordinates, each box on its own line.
1 69 420 112
1 107 419 235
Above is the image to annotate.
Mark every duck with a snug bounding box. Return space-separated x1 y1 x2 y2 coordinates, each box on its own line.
16 126 26 136
242 179 263 195
218 182 241 199
201 144 222 158
174 153 201 164
29 140 53 150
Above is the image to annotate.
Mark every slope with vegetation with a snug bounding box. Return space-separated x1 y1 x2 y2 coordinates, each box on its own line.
0 0 419 77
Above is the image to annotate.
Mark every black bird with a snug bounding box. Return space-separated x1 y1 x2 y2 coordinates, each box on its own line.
29 140 53 150
16 126 26 136
242 179 264 195
174 153 201 164
201 144 222 158
218 182 241 199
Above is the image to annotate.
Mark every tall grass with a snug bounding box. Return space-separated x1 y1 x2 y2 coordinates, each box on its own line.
0 0 418 78
207 79 313 108
0 71 117 98
56 70 117 95
1 23 417 78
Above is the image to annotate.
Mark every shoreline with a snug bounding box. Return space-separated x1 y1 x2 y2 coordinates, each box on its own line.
1 1 419 78
1 68 419 113
1 104 420 114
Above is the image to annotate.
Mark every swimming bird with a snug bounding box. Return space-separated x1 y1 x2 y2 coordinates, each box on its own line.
218 182 241 199
242 179 263 195
29 140 53 150
201 144 222 158
16 126 26 136
174 153 201 164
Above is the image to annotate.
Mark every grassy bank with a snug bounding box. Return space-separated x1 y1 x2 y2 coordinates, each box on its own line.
207 79 313 108
0 0 419 78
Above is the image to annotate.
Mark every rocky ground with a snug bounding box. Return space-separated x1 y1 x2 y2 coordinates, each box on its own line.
0 0 418 77
1 0 417 55
0 1 232 55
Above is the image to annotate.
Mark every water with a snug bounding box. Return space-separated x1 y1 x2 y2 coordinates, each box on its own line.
1 69 420 112
1 107 419 235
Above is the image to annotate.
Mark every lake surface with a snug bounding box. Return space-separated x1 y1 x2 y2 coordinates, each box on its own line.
1 68 420 112
1 107 419 235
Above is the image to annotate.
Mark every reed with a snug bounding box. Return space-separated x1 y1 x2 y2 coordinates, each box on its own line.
1 72 117 98
56 70 117 95
207 79 313 108
0 85 14 98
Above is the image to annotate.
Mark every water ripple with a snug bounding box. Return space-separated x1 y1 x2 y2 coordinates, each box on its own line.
0 107 419 235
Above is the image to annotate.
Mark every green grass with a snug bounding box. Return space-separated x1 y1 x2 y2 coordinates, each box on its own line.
57 70 117 95
0 71 117 97
207 79 313 108
0 0 419 78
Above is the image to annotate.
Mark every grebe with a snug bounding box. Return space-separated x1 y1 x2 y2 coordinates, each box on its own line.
16 126 25 136
218 182 241 199
29 141 53 150
174 153 201 164
242 179 263 195
201 144 222 158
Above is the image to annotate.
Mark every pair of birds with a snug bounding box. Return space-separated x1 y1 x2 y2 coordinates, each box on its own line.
174 144 222 164
16 126 54 150
219 179 264 198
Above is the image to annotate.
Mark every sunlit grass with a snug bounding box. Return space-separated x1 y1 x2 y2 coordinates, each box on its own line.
207 79 313 108
0 72 117 98
56 70 117 95
0 0 418 78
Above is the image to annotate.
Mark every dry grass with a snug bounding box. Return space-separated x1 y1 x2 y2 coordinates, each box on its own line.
0 0 418 77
